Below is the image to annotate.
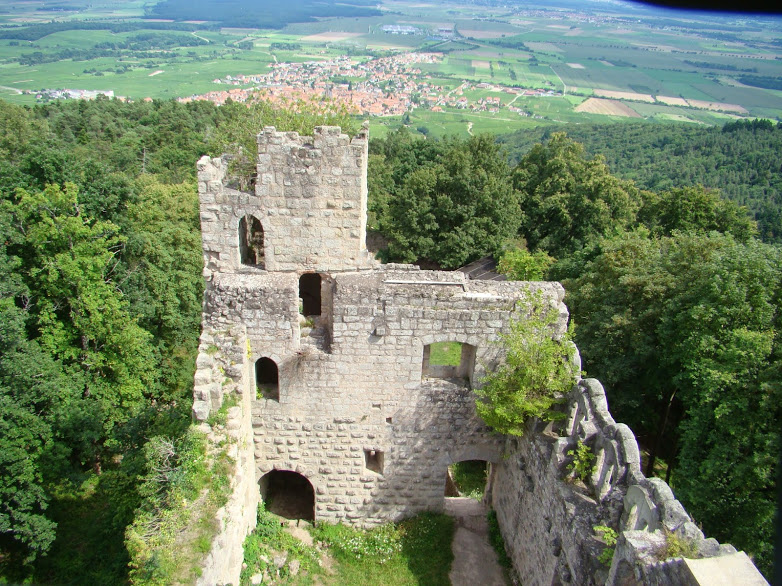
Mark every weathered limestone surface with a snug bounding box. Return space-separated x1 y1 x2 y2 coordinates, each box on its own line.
491 377 767 586
193 126 767 586
195 327 259 586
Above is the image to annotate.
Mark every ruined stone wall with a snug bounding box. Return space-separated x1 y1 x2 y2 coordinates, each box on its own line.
256 126 373 272
193 125 766 586
200 264 567 526
196 125 375 278
491 377 768 586
193 327 259 586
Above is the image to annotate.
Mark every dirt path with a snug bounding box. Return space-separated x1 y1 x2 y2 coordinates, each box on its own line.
446 498 508 586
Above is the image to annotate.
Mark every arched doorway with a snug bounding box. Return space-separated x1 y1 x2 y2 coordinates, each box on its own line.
239 215 264 267
255 357 279 401
259 470 315 521
445 460 490 500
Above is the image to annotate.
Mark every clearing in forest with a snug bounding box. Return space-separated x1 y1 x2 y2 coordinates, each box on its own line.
575 98 641 117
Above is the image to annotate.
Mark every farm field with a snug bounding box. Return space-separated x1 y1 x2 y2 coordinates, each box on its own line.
0 0 779 129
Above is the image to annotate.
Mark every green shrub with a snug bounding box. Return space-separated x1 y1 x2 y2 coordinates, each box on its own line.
474 293 577 436
594 525 617 566
567 441 596 483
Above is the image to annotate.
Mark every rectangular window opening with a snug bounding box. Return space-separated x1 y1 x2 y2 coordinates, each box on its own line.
365 449 384 474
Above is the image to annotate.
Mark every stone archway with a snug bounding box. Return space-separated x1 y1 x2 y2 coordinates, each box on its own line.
259 470 315 521
446 459 490 499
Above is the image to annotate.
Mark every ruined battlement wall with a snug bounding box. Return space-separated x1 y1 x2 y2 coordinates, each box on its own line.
491 378 767 586
195 261 567 527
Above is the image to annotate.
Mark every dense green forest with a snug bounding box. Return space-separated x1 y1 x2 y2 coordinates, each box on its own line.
371 127 780 578
498 120 782 243
0 98 778 582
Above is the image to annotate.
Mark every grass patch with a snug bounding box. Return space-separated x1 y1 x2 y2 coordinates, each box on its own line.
429 341 462 366
242 510 456 585
487 509 513 569
449 460 488 499
313 512 455 586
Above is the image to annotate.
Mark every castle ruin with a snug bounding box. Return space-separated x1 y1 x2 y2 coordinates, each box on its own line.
192 125 767 585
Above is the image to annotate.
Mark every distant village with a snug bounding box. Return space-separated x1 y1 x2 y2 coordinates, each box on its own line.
178 52 559 117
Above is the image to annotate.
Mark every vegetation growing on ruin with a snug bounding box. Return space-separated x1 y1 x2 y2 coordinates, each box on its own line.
594 525 617 566
474 295 577 436
487 509 513 570
567 441 597 484
126 428 232 585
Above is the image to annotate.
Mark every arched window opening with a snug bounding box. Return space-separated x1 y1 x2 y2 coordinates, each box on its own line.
299 273 322 317
239 215 264 267
422 342 477 383
259 470 315 522
255 357 279 401
445 460 489 499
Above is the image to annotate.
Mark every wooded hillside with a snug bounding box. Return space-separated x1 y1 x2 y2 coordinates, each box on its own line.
0 101 778 582
498 120 782 243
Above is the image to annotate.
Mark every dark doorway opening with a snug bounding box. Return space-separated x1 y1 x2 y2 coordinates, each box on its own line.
255 357 279 401
239 215 264 267
259 470 315 521
299 273 322 316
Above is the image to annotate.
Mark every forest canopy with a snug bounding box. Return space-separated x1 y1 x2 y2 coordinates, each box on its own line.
0 96 354 584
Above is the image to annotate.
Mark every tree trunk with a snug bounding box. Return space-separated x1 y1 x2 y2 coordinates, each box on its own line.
646 389 677 477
